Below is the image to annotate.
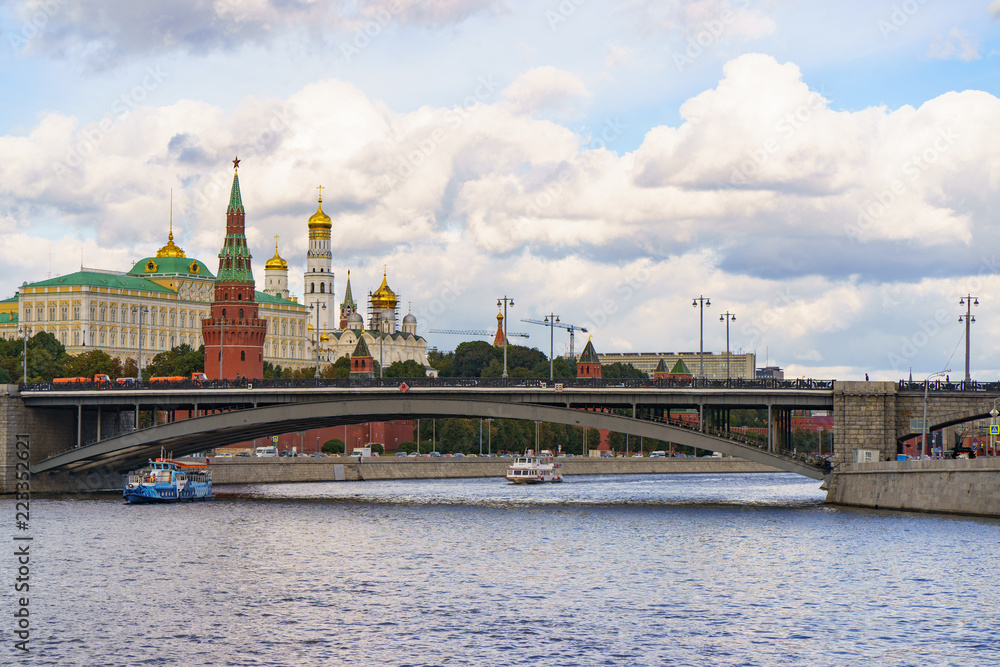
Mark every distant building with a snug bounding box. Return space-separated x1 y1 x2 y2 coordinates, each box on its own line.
596 352 756 379
756 366 784 380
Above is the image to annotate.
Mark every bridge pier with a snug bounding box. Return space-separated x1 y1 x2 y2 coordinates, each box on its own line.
1 385 79 493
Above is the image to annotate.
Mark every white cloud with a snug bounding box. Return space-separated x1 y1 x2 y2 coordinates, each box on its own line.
501 67 590 117
927 28 981 62
989 0 1000 19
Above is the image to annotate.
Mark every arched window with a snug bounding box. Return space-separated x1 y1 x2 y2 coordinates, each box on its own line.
240 350 246 362
222 308 227 318
237 293 242 301
320 283 325 293
239 308 244 320
310 283 315 293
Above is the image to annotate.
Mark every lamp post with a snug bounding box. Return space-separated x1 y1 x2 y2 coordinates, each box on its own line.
544 313 559 380
486 418 492 456
959 295 978 383
19 326 31 382
720 311 735 383
310 302 326 379
692 295 711 380
990 400 999 458
922 369 950 459
497 296 514 378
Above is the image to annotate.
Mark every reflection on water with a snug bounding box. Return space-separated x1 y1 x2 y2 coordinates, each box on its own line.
7 473 1000 666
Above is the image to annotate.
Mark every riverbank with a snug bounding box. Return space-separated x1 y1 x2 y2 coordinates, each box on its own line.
828 457 1000 517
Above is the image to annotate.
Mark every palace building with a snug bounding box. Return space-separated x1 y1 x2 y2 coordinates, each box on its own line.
0 161 430 376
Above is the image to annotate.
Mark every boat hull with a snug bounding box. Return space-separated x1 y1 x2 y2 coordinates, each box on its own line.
123 482 213 504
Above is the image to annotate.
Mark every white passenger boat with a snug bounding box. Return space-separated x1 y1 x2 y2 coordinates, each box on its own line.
505 450 563 484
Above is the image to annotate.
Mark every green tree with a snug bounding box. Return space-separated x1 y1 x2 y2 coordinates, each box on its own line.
143 344 205 380
322 439 345 454
396 440 417 453
480 358 504 377
587 427 602 450
427 348 453 377
63 350 115 379
601 362 648 379
441 418 475 453
608 431 625 452
452 341 495 377
370 443 385 455
383 359 427 378
0 368 10 384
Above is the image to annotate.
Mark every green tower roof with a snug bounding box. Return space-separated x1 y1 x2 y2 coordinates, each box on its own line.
228 170 244 214
654 358 669 373
352 336 372 358
669 357 692 375
578 338 599 363
342 271 356 309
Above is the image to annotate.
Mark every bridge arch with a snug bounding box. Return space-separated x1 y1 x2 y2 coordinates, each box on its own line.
32 397 827 479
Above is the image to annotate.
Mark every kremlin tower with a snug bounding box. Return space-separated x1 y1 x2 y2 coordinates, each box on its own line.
304 186 336 334
202 157 267 379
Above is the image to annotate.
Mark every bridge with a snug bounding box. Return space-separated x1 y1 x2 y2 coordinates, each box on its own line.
4 377 1000 493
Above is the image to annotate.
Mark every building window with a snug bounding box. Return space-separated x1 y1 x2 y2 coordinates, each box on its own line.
160 311 166 326
99 331 105 345
90 306 96 321
320 283 325 293
239 308 244 320
60 305 68 320
36 306 43 320
240 350 246 362
170 313 175 327
74 330 80 345
100 306 106 321
89 331 95 345
310 283 315 293
73 305 80 320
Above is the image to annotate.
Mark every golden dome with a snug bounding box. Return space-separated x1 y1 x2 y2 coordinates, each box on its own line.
155 231 186 258
308 323 314 331
371 269 397 308
320 333 329 342
308 192 332 232
264 236 287 270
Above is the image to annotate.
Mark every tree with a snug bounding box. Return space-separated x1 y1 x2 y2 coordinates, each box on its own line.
383 359 427 378
440 418 475 453
322 439 345 454
370 443 384 455
602 362 647 379
0 368 10 384
427 348 453 377
452 341 495 377
587 427 602 450
608 431 625 452
143 344 204 380
396 440 417 453
480 358 503 377
63 350 115 379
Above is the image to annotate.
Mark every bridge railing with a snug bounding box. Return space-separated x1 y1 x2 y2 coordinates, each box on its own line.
20 377 836 392
898 380 1000 393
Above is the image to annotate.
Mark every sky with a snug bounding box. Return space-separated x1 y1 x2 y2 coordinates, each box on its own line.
1 0 999 380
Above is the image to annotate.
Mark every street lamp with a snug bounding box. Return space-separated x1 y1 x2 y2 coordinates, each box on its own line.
922 369 950 459
310 302 326 379
18 325 31 382
544 313 560 380
719 312 735 383
990 400 999 458
692 295 711 380
497 296 514 378
959 295 978 383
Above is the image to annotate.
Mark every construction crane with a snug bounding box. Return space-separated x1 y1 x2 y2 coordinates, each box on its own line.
520 319 588 358
428 329 530 339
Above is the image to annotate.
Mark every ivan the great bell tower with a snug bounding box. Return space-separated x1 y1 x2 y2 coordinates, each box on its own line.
202 157 267 379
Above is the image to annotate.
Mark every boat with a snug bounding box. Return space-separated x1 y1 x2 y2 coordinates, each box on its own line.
505 449 563 484
123 458 214 504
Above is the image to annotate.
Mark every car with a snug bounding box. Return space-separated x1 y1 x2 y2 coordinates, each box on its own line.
408 452 418 457
631 453 643 458
649 451 666 458
600 452 613 458
428 451 442 457
214 453 233 458
309 452 326 457
394 452 408 457
465 454 477 458
237 452 251 457
453 453 465 458
279 450 294 457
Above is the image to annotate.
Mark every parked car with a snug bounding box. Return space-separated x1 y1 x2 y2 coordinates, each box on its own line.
309 452 326 457
394 452 408 457
649 451 666 458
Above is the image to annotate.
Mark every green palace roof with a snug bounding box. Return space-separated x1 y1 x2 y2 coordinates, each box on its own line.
0 295 18 303
0 312 18 324
255 291 306 308
23 271 175 293
127 256 215 278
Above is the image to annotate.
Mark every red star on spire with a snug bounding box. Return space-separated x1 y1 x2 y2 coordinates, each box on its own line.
232 156 240 170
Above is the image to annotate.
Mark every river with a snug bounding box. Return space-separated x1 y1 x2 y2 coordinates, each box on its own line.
5 473 1000 666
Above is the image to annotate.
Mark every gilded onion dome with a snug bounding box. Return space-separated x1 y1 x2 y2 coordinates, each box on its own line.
156 231 186 258
308 190 332 237
371 269 397 308
264 236 288 270
320 332 330 342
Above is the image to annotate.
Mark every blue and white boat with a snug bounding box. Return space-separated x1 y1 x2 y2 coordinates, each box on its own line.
124 458 213 504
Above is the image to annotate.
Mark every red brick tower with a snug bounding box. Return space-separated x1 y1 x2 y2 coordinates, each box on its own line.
576 337 602 379
202 157 267 379
350 336 374 377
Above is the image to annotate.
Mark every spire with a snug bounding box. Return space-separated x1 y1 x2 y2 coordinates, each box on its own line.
492 307 505 347
342 270 355 309
578 337 599 363
228 156 244 214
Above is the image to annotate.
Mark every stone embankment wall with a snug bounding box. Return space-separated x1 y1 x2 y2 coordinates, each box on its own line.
828 458 1000 516
1 386 78 494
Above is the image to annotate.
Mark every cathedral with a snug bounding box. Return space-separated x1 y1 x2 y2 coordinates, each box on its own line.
0 161 430 378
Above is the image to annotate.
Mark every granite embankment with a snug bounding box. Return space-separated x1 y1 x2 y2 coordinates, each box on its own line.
206 456 781 484
828 457 1000 517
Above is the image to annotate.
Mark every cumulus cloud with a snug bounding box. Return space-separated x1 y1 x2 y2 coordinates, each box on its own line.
2 52 1000 376
500 66 590 117
927 28 981 62
989 0 1000 19
6 0 502 66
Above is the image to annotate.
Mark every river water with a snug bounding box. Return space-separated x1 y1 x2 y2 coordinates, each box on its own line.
5 473 1000 666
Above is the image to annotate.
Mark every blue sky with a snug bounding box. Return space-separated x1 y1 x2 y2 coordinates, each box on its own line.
1 0 1000 379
